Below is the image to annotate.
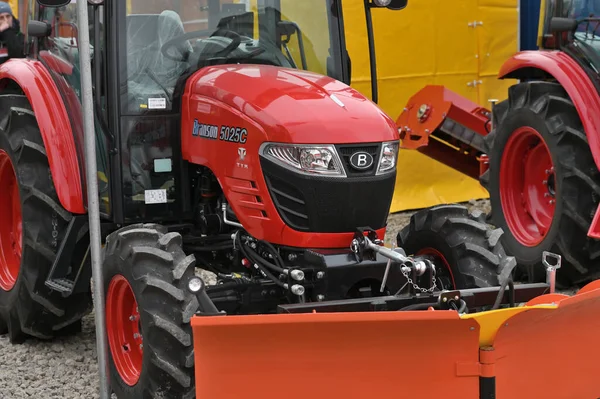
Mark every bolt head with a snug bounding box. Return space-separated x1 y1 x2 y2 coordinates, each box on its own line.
417 104 429 119
316 271 325 279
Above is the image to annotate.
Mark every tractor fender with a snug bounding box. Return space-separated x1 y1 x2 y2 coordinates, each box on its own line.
0 59 85 214
498 50 600 172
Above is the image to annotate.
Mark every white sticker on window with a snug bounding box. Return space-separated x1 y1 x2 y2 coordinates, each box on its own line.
154 158 172 173
148 98 167 109
144 189 167 204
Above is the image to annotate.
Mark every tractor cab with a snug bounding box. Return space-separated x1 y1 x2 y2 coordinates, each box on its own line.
540 0 600 74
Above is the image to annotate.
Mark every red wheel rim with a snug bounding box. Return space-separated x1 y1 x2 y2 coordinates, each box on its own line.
106 275 143 386
416 248 456 289
499 127 555 247
0 150 22 291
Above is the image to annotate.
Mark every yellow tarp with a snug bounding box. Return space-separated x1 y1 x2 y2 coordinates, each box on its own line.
341 0 519 212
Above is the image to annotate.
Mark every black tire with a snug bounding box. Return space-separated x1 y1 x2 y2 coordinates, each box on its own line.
396 204 507 289
103 223 200 399
0 94 92 343
480 81 600 285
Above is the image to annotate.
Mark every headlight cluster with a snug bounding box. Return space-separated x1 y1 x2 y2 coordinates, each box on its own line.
377 141 398 175
260 141 399 177
261 144 346 176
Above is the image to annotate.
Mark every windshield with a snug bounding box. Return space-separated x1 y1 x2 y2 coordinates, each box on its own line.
121 0 343 114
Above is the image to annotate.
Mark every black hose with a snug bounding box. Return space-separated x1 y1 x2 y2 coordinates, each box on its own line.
259 240 286 269
493 278 515 310
251 260 286 288
236 234 286 288
243 244 285 274
235 233 285 274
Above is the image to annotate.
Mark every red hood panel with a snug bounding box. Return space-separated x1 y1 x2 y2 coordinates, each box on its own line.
186 65 398 143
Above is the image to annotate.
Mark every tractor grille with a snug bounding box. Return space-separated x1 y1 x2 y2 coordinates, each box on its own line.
336 143 381 177
261 157 395 233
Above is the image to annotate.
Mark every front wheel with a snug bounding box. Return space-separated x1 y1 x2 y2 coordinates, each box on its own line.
102 224 200 399
397 204 507 290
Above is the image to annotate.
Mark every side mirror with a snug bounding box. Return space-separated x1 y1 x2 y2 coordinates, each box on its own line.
28 20 51 37
36 0 71 6
549 17 578 33
387 0 408 10
371 0 408 10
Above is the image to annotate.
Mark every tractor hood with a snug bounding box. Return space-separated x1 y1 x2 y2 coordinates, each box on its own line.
184 64 398 144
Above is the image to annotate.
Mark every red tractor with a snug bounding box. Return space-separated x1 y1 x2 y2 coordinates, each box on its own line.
398 0 600 287
0 0 524 397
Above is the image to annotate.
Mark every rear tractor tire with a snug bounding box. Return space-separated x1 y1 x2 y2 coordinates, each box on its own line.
103 224 200 399
480 81 600 285
397 204 509 290
0 95 92 343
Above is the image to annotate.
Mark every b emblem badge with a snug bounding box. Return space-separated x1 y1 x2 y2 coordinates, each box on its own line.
349 151 374 170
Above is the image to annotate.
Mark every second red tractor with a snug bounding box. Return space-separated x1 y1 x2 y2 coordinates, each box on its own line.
399 0 600 286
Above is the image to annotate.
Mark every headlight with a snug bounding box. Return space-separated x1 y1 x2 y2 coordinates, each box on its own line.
260 143 346 177
376 141 398 175
373 0 392 6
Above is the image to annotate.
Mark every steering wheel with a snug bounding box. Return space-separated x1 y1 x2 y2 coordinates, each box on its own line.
160 28 243 62
55 21 79 49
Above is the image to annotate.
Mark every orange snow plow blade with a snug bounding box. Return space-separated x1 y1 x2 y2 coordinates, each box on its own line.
492 281 600 399
191 310 481 398
190 282 600 398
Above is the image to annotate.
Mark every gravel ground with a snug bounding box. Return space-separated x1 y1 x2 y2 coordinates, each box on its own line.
0 199 567 398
